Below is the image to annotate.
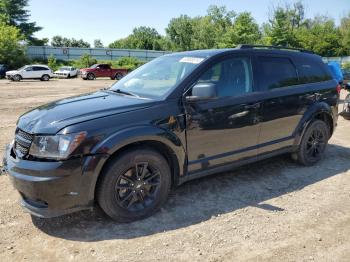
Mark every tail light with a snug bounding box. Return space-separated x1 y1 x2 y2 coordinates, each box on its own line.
336 84 341 95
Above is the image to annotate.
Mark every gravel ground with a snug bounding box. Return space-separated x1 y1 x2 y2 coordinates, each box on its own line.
0 78 349 262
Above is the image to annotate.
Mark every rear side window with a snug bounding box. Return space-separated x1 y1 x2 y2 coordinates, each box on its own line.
259 57 298 90
33 66 48 71
297 61 331 84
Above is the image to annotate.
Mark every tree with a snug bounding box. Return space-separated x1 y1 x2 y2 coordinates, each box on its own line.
339 13 350 56
166 15 194 50
0 22 27 67
296 16 342 56
51 35 91 48
0 0 43 45
109 26 163 50
219 12 261 48
94 39 104 48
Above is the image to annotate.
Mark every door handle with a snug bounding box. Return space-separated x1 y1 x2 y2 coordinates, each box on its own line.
244 103 261 110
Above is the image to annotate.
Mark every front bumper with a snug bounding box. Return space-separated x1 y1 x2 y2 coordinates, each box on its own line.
3 144 103 218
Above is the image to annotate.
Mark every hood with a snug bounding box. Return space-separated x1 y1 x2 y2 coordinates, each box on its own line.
17 91 155 134
6 70 19 75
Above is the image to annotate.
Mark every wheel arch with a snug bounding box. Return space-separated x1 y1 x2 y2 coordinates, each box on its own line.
84 126 186 203
293 102 334 146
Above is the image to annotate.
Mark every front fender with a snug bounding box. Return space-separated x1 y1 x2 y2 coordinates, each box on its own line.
293 101 334 146
82 125 186 203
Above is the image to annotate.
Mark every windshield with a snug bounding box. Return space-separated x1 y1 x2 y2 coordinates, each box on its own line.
17 65 27 71
59 67 71 71
90 64 99 69
109 55 205 99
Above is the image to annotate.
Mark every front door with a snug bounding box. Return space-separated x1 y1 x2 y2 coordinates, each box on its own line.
184 56 261 173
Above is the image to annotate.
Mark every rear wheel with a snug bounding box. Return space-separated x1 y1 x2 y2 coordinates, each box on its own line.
97 148 171 222
41 74 50 81
114 73 123 80
12 74 22 81
295 120 330 166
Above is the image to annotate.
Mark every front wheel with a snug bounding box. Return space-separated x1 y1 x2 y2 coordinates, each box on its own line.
295 120 330 166
96 148 171 222
87 73 95 80
12 74 22 81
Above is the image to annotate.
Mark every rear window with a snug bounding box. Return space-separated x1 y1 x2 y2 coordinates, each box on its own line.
297 60 331 84
259 57 299 90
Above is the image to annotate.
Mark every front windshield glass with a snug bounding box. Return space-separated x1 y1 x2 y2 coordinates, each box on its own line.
17 66 27 71
109 55 205 99
90 64 98 69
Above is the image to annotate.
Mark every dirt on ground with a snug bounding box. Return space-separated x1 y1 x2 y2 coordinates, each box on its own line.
0 78 349 262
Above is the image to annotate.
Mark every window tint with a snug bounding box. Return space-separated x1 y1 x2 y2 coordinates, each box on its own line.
24 67 33 71
33 66 48 71
297 61 331 84
195 57 253 97
259 57 298 90
99 64 109 69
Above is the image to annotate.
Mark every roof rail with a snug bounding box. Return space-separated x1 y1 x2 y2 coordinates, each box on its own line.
236 44 314 54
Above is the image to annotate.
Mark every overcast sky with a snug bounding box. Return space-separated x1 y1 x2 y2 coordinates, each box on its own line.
29 0 350 46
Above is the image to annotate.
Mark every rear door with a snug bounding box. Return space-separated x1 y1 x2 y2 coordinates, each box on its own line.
257 56 303 155
98 64 111 77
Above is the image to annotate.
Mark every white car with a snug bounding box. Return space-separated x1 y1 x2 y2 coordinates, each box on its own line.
54 66 79 78
6 65 53 81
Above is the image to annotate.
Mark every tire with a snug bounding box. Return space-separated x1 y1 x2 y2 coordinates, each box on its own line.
41 74 50 81
67 74 71 79
295 120 330 166
96 148 171 222
12 74 22 81
114 73 123 80
87 73 95 80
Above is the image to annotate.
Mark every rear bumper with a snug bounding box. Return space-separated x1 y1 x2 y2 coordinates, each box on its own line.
3 145 107 218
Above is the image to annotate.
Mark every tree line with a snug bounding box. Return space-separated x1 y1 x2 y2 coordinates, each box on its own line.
1 0 350 68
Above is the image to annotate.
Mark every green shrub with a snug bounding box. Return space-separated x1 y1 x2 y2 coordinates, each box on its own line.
47 55 58 70
343 62 350 70
112 57 145 70
73 54 98 69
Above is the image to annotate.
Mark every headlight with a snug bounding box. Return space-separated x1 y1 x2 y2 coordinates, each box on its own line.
29 132 87 160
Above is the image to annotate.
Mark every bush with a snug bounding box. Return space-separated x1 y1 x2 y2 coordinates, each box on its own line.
47 55 58 70
73 54 98 69
112 57 145 70
343 62 350 70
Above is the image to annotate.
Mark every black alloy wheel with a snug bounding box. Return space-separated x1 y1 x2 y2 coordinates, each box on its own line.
295 120 330 166
97 148 171 222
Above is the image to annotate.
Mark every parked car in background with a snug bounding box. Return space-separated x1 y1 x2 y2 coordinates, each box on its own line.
54 66 79 78
3 45 339 222
6 65 53 81
0 64 8 79
327 62 343 85
80 64 128 80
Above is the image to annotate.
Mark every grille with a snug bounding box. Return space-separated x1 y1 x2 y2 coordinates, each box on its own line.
14 129 34 157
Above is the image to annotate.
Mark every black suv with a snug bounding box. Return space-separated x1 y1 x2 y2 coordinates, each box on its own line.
3 45 339 222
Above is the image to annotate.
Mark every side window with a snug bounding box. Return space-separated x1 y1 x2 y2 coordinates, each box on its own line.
297 61 331 84
195 57 253 97
259 57 298 90
24 67 33 71
35 67 48 71
100 64 109 69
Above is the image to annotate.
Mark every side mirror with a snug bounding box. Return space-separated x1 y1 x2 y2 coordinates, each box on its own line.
186 82 217 102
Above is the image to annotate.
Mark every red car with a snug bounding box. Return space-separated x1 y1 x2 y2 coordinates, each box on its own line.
80 64 128 80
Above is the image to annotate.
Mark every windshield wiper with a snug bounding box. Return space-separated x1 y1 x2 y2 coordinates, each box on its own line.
111 89 139 97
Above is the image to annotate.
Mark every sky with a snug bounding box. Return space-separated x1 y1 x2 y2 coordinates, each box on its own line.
29 0 350 46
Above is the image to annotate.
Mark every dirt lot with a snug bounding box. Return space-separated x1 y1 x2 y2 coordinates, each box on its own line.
0 78 349 262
